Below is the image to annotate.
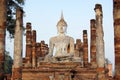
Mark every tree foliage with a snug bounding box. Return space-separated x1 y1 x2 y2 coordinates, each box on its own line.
4 51 13 74
6 0 25 38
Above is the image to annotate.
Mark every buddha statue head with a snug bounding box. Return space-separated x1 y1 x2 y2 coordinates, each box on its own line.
56 12 67 34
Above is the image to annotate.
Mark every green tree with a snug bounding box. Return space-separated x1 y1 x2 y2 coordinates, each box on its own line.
7 0 25 38
4 51 13 74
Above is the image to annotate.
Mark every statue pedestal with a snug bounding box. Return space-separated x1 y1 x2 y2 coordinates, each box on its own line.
22 62 98 80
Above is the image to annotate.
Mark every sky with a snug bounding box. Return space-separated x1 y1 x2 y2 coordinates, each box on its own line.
6 0 114 71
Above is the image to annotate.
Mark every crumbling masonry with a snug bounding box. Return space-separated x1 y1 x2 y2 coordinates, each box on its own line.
0 2 116 80
0 0 6 80
11 7 23 80
113 0 120 79
12 4 113 80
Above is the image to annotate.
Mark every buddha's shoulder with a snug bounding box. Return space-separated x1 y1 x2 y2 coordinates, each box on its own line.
66 35 74 40
49 36 58 41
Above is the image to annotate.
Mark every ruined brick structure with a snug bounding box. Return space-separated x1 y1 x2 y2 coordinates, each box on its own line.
113 0 120 79
25 23 32 66
90 19 97 68
0 0 118 79
22 24 99 80
94 4 106 80
0 0 6 79
83 30 88 67
0 0 120 80
23 23 49 68
74 39 83 65
74 39 83 57
7 3 114 80
11 7 23 80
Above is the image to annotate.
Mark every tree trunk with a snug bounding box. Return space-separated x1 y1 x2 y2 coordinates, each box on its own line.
0 0 7 79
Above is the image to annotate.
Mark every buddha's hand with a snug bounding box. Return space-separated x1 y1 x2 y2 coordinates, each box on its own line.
47 54 53 57
69 53 74 57
44 54 53 62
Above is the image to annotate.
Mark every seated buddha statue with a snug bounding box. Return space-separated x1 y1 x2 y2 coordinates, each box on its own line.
44 12 74 62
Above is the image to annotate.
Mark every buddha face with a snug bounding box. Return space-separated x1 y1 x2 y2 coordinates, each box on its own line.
57 26 67 34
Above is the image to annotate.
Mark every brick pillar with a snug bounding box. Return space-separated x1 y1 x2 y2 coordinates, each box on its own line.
12 7 23 80
36 43 41 57
90 19 97 68
25 22 32 66
0 0 6 79
36 43 41 66
83 30 88 67
113 0 120 79
94 4 105 80
39 43 42 57
41 40 46 57
75 39 81 57
45 44 49 56
32 30 36 68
